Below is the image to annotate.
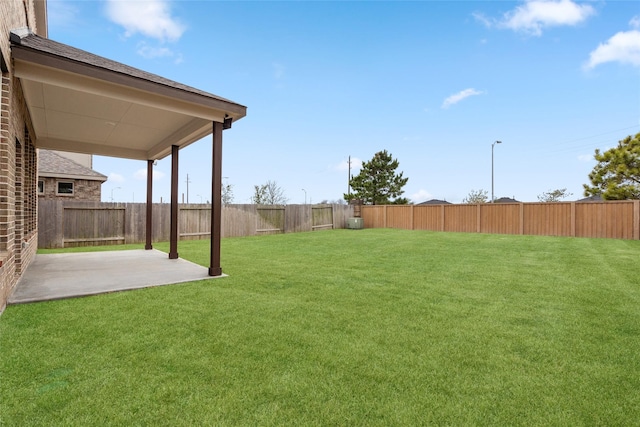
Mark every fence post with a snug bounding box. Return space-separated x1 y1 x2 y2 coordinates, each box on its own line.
55 201 64 248
476 204 481 233
519 203 524 235
441 205 445 232
121 203 127 244
633 200 640 240
410 205 414 230
571 202 576 238
384 205 388 228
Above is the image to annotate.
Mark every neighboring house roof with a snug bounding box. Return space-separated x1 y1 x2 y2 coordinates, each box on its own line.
577 194 603 202
493 197 520 203
418 199 452 205
38 150 107 182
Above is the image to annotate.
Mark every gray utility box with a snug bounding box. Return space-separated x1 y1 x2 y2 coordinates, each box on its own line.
347 218 364 229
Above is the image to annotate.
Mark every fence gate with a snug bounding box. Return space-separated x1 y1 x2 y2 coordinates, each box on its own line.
256 206 285 234
312 206 334 230
63 205 125 247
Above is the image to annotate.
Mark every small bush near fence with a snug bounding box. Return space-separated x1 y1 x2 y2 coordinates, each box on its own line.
37 202 354 249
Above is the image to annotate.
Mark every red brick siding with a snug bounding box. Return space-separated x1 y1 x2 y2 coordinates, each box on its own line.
0 0 39 312
38 177 103 201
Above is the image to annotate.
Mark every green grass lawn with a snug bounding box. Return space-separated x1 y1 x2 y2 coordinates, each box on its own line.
2 229 639 425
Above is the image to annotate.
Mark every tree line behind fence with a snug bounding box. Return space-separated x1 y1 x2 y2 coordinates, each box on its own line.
38 201 355 249
362 201 640 240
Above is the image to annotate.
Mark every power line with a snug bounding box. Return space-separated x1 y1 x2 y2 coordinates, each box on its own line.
549 124 639 147
518 124 640 156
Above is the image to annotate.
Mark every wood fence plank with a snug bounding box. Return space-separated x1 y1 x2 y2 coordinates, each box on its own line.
634 201 640 240
361 201 639 240
38 203 353 248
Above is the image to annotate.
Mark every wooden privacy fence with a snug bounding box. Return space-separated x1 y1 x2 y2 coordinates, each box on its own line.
362 201 640 240
38 201 354 248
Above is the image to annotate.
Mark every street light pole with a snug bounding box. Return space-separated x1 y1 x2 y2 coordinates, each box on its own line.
491 140 502 203
110 186 121 202
302 188 307 204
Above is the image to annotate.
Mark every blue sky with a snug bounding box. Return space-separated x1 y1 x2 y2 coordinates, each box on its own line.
47 0 640 204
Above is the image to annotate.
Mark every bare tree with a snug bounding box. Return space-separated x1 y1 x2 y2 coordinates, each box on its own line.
251 185 267 204
251 180 288 204
463 189 488 204
222 182 234 205
321 199 347 205
537 188 572 202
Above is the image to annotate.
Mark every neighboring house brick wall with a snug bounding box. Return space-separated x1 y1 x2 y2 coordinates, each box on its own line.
0 0 40 312
37 150 107 201
39 177 103 201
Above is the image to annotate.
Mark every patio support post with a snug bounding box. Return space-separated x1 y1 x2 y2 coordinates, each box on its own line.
169 145 179 259
209 121 224 276
145 159 153 250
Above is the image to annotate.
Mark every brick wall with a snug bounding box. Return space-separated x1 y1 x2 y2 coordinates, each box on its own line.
0 0 39 312
39 177 103 201
0 75 12 255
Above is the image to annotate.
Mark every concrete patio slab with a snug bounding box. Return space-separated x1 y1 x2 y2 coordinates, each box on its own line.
8 249 222 304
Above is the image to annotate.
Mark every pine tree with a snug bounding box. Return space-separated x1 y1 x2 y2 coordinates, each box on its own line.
344 150 409 205
583 132 640 200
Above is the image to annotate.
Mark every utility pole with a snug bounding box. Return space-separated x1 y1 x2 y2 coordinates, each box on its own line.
491 141 502 203
185 174 191 203
348 155 351 196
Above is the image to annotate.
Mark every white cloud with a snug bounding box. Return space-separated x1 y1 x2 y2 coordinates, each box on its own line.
133 169 146 180
137 43 173 59
578 154 593 162
134 168 165 181
136 42 183 64
631 16 640 30
105 0 186 42
410 189 433 203
473 12 493 29
441 88 485 109
585 30 640 69
335 157 362 172
108 172 125 183
475 0 596 36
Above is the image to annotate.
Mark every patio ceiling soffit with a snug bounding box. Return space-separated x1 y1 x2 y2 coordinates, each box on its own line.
10 29 246 161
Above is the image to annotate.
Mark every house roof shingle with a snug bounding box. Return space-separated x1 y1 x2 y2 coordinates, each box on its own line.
38 150 107 182
493 197 520 203
577 194 603 202
417 199 452 205
10 29 247 160
10 29 245 113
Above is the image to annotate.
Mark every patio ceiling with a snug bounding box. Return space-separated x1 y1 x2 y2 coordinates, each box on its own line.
10 29 246 160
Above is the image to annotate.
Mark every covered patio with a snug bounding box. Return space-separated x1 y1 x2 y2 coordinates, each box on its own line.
9 249 218 304
10 28 246 285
